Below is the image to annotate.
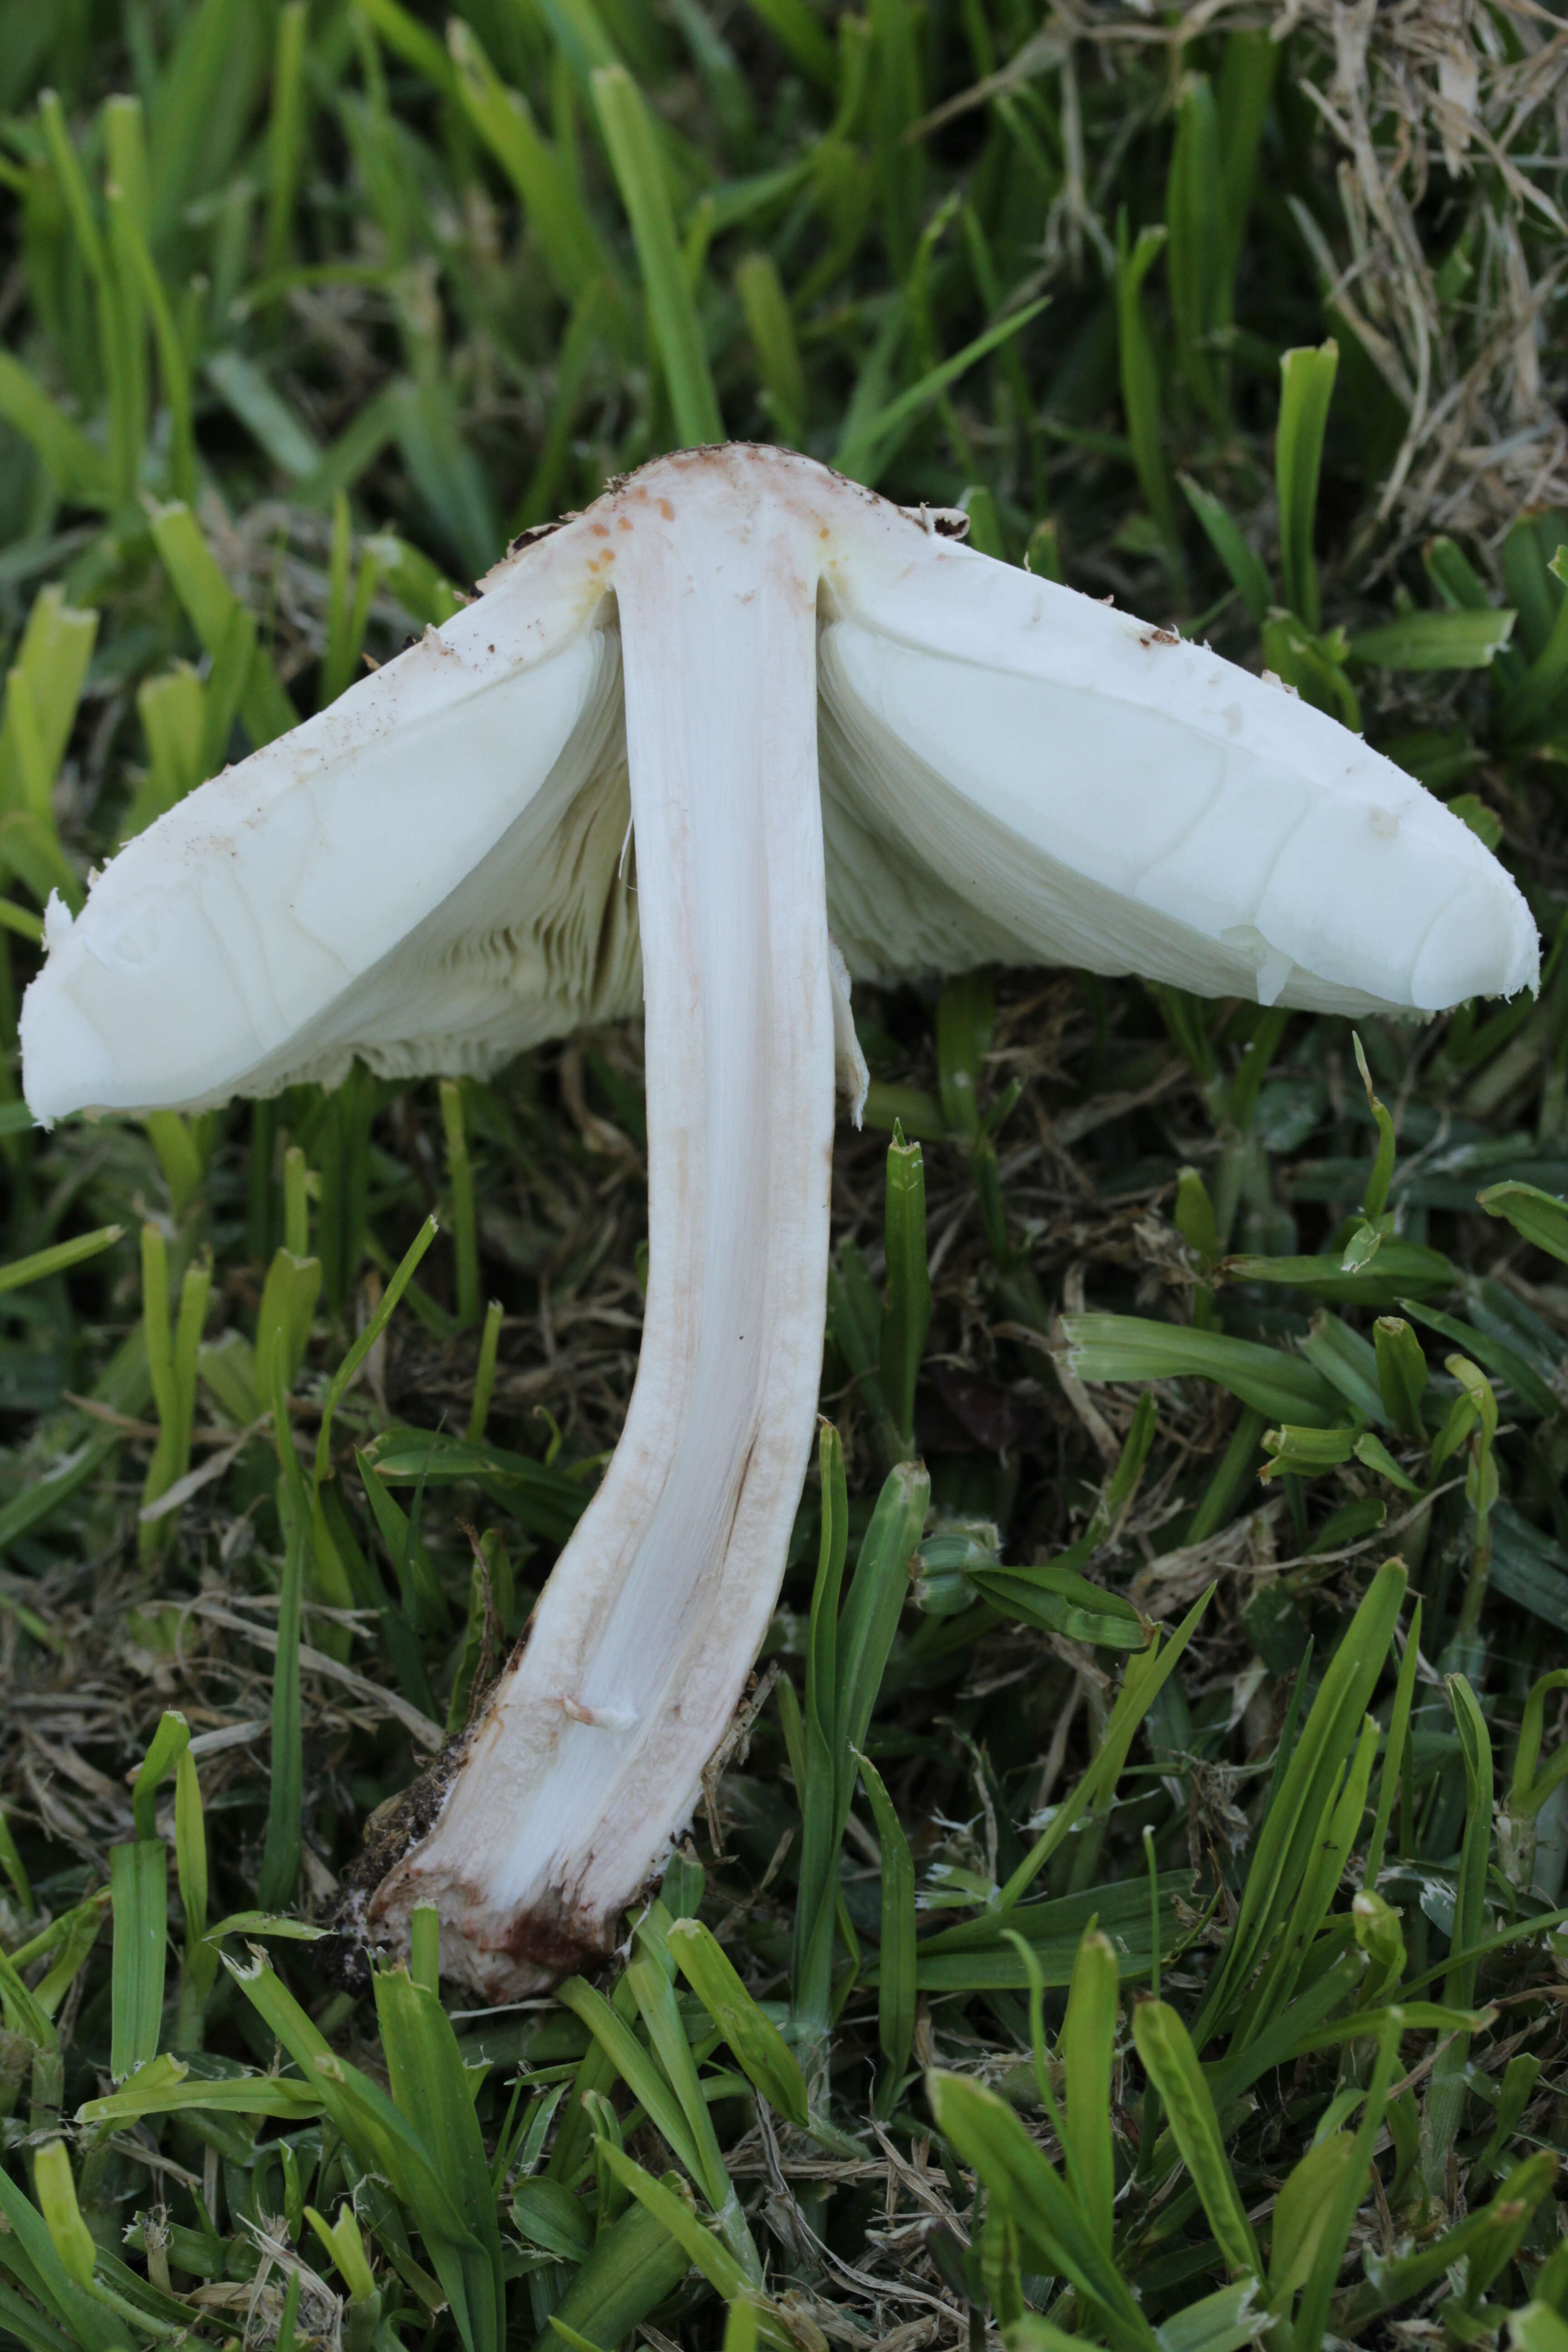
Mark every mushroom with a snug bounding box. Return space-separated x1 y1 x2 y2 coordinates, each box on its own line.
21 444 1537 1998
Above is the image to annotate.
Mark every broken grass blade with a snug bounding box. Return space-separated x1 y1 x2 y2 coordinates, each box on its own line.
1348 607 1515 672
76 2054 323 2129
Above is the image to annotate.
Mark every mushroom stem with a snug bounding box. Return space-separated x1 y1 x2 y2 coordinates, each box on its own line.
369 482 836 1995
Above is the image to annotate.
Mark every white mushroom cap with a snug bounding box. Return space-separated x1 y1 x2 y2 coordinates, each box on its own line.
820 551 1537 1015
21 443 1537 1129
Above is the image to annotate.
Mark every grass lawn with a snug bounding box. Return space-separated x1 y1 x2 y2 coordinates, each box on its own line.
1 2 1568 2346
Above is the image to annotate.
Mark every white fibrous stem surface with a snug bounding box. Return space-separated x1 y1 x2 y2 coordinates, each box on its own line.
369 475 837 1994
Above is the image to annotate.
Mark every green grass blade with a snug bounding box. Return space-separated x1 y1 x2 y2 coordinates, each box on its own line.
108 1842 167 2082
264 1 309 275
1291 2018 1398 2352
855 1750 916 2117
545 2189 690 2349
623 1940 740 2231
793 1423 848 2030
666 1916 809 2127
1275 341 1338 631
735 250 805 445
927 2071 1156 2351
1194 1561 1405 2046
258 1352 307 1912
0 1224 121 1296
1179 474 1271 625
1063 1313 1344 1427
313 1213 436 1485
451 23 612 304
1061 1927 1118 2250
1114 214 1179 567
592 64 722 446
879 1131 930 1452
835 299 1046 486
440 1082 480 1328
0 2158 134 2350
742 0 837 91
1132 2000 1259 2281
373 1965 507 2352
555 1975 705 2186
